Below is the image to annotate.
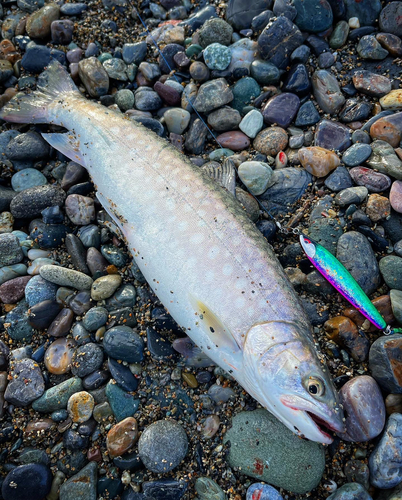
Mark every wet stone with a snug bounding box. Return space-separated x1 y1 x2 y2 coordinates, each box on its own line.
343 143 372 167
69 290 91 315
353 70 391 98
59 461 97 500
51 19 73 44
78 225 101 248
344 460 370 490
295 101 321 127
32 376 82 412
299 146 340 177
390 289 402 324
105 380 139 421
366 194 391 222
337 376 385 442
215 131 250 151
324 316 369 362
336 231 380 295
107 417 138 458
47 308 74 337
369 413 402 489
223 409 325 494
246 483 283 500
369 334 402 393
330 21 349 49
65 195 95 226
379 1 402 37
335 186 368 206
0 234 23 268
78 57 109 98
327 483 372 500
357 35 388 60
25 3 60 39
250 60 280 86
71 343 104 377
11 168 47 192
91 274 122 300
315 120 351 152
104 326 144 363
390 181 402 213
138 419 188 473
82 306 108 331
122 41 147 65
379 256 402 291
340 99 371 123
45 337 76 375
1 463 52 500
67 391 94 423
4 358 44 407
108 357 138 392
40 264 92 291
101 245 128 267
262 93 300 129
258 16 303 70
312 70 345 115
308 218 343 255
146 327 177 361
376 33 402 57
367 140 402 178
10 184 66 219
282 64 311 95
293 0 332 33
325 166 353 192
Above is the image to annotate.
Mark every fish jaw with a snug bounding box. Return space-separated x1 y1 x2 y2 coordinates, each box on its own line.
242 321 345 444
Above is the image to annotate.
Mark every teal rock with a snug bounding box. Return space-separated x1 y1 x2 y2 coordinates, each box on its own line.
203 43 231 70
231 77 260 113
114 89 134 111
329 21 349 49
308 218 343 255
250 59 280 85
379 256 402 291
223 409 325 494
367 141 402 180
327 483 372 500
199 17 233 48
208 149 234 161
105 380 140 421
344 0 381 27
59 462 97 500
195 477 226 500
32 377 83 412
5 300 33 341
239 109 263 139
293 0 333 33
342 143 372 167
0 264 27 285
103 58 128 80
11 168 47 192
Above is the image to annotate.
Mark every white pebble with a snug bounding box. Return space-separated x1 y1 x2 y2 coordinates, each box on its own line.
27 249 51 260
349 17 360 28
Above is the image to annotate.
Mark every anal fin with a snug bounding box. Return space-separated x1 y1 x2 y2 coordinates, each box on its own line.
202 158 236 196
42 131 85 166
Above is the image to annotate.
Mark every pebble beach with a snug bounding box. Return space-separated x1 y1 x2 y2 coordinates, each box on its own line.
1 0 402 499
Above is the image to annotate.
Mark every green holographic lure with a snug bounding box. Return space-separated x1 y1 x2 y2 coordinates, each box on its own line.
299 234 402 335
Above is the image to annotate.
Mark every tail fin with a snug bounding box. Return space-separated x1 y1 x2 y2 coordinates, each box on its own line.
0 60 79 125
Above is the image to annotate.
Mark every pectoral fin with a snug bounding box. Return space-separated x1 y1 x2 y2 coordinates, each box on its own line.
190 295 241 355
42 131 85 166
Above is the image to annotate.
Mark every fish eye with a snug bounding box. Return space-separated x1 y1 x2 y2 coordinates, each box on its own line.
307 377 325 397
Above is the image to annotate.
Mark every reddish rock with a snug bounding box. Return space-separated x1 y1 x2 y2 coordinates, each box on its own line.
0 276 31 304
25 418 55 437
366 194 391 222
385 394 402 416
370 112 402 147
376 33 402 57
390 180 402 213
324 316 369 362
0 40 20 64
352 70 391 98
88 447 102 462
47 308 74 337
215 131 250 151
107 417 138 458
349 167 392 193
154 81 181 106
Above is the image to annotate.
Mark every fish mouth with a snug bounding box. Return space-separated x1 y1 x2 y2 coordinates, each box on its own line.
305 410 339 442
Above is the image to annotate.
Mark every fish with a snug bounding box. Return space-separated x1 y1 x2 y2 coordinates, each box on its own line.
300 234 402 335
0 61 345 443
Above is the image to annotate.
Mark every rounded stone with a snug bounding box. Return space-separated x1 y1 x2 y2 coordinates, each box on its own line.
163 108 191 135
1 463 52 500
44 337 76 375
26 3 60 39
299 147 340 178
103 325 144 363
78 57 109 98
246 484 283 500
262 93 300 129
91 274 122 300
379 1 402 37
107 417 138 458
114 89 134 112
11 168 47 192
39 264 93 291
293 0 333 33
239 109 263 139
250 59 280 85
4 358 45 407
199 17 233 48
342 143 372 167
366 193 391 222
238 161 273 196
390 180 402 213
369 334 402 393
379 256 402 291
337 376 385 442
253 127 288 157
65 194 95 225
138 419 188 473
215 131 250 151
67 391 95 423
327 483 372 500
71 343 104 377
203 43 231 70
349 167 392 193
10 184 66 219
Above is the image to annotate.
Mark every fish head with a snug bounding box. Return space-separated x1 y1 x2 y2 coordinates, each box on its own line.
244 321 345 444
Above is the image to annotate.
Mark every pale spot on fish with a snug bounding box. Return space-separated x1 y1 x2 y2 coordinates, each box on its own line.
222 263 233 276
178 221 189 232
204 270 215 283
234 278 248 291
235 296 246 308
208 246 220 260
186 256 197 269
166 198 176 211
190 233 204 245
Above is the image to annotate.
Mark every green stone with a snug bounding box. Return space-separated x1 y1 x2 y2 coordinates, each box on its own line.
379 256 402 291
308 218 344 255
98 52 112 63
223 409 325 494
185 44 202 57
32 377 83 412
105 381 140 422
59 462 97 500
195 477 226 500
231 77 261 113
329 21 349 49
209 149 234 161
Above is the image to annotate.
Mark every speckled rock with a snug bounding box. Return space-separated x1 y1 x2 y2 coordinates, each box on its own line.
335 186 368 206
91 274 122 300
366 194 391 222
367 140 402 179
349 167 391 193
40 264 92 290
65 195 95 225
253 127 288 157
379 2 402 37
78 57 109 98
193 78 233 113
32 376 82 412
67 391 94 423
353 70 391 98
312 70 345 115
238 161 273 196
59 462 97 500
380 256 402 291
10 184 66 219
4 358 44 406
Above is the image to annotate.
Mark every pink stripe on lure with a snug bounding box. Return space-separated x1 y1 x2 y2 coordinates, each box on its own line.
299 234 401 335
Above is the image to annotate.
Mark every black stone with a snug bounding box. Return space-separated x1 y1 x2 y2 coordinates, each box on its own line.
324 166 353 192
28 299 62 329
130 116 165 137
142 479 188 500
339 99 371 123
67 181 94 196
383 212 402 244
113 451 144 471
69 290 92 315
57 451 87 477
357 226 390 252
295 100 320 127
151 307 180 332
65 234 90 274
0 186 17 212
108 357 139 392
179 5 218 34
72 343 104 377
226 0 272 30
10 185 66 219
306 35 329 55
146 326 179 361
1 464 52 500
63 428 89 451
348 26 376 41
41 206 64 224
300 298 330 326
103 325 144 363
29 220 68 249
282 64 311 95
83 369 110 390
159 44 184 74
255 220 277 242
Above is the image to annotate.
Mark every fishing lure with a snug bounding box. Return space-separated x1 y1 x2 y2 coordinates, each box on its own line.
299 234 402 335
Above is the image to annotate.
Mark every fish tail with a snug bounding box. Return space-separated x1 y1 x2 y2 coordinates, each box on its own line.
0 60 79 125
